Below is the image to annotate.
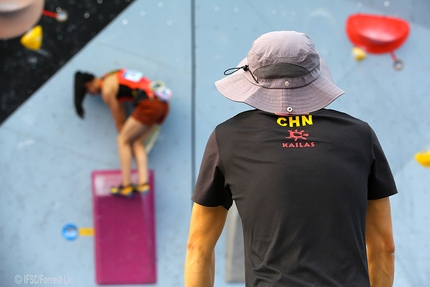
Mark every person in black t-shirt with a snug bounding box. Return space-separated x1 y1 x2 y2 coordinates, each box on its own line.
185 31 397 287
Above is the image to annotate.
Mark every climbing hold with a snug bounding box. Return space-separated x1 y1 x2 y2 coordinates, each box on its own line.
415 151 430 167
20 25 43 50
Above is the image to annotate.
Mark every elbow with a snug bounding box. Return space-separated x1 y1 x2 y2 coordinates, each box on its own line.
376 239 395 260
367 237 395 258
382 236 395 256
186 241 197 253
186 240 202 259
387 241 395 258
186 240 213 262
378 238 395 257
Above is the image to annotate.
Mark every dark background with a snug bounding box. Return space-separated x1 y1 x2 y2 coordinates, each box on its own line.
0 0 134 125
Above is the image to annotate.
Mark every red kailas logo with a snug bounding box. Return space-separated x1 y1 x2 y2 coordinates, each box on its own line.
286 129 309 141
283 129 315 148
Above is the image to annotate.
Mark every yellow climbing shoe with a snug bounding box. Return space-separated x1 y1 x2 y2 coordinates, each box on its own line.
110 185 134 197
134 183 150 194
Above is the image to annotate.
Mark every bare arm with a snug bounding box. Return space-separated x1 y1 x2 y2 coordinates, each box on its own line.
184 203 228 287
366 197 395 287
101 75 127 132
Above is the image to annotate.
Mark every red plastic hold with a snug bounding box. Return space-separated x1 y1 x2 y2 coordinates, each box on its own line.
346 13 410 54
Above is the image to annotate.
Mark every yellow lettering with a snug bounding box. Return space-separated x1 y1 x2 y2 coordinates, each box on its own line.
289 116 301 127
302 115 313 126
277 115 314 127
277 117 287 127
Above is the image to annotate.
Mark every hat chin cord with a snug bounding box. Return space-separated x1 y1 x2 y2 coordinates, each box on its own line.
223 65 259 83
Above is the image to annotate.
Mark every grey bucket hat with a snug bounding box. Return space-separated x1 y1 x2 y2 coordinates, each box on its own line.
215 31 345 115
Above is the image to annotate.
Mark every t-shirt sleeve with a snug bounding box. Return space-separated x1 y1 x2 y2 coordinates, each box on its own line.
368 128 398 200
192 130 233 210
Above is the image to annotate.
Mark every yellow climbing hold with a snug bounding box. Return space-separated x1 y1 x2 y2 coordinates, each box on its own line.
352 47 367 61
20 25 43 50
415 151 430 167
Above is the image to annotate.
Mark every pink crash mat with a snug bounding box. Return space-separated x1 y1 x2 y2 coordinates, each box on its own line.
91 170 156 285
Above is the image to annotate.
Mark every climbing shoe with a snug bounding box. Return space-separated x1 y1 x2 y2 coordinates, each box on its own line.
110 184 134 197
134 183 150 194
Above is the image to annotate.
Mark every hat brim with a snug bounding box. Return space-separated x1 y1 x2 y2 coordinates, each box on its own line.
74 72 86 118
215 57 345 115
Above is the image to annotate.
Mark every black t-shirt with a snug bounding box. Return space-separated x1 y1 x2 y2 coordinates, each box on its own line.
192 109 398 287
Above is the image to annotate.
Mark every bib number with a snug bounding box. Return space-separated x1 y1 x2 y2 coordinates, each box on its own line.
123 70 143 82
